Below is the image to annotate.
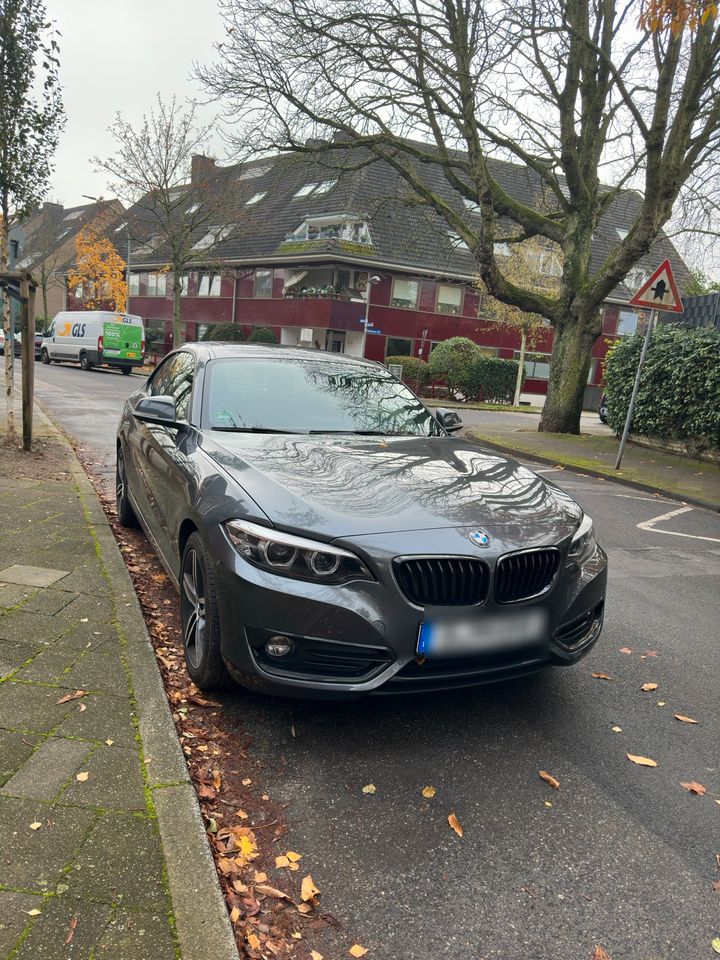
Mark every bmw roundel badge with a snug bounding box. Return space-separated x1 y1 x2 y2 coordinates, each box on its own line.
469 529 492 548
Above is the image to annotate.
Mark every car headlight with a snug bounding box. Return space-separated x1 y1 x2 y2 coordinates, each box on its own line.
225 519 373 584
567 514 597 565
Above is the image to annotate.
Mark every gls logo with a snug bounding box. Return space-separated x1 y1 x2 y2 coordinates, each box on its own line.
59 321 87 337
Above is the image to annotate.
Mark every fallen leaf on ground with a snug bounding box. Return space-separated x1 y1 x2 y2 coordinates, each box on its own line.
29 822 42 831
611 726 622 733
448 812 464 837
242 778 252 786
286 851 302 862
618 647 633 654
63 917 77 945
680 780 706 795
301 875 320 906
422 786 436 798
297 903 313 914
256 883 291 901
56 690 89 704
349 946 369 958
247 933 261 950
75 771 89 782
275 855 290 868
538 770 560 790
626 754 658 767
674 714 699 724
520 884 537 898
591 947 612 960
544 801 552 807
254 870 268 883
311 952 324 960
362 784 376 794
592 672 612 680
25 909 41 917
640 683 658 692
712 937 720 955
712 880 720 894
104 739 113 746
212 769 222 790
78 703 86 712
229 906 240 923
645 650 659 657
657 701 666 706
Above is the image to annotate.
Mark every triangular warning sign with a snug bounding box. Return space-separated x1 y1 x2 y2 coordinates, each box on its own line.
628 259 683 313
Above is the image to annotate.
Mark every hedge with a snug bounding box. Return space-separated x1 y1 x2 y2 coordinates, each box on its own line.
427 336 521 403
248 326 278 343
204 322 247 341
385 355 432 389
604 325 720 455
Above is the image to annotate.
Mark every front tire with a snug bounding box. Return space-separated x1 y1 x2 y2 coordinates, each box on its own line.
120 365 132 376
41 348 51 364
79 352 92 371
115 448 138 527
180 532 231 690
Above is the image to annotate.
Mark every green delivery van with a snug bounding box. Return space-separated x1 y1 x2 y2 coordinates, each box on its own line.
41 311 145 375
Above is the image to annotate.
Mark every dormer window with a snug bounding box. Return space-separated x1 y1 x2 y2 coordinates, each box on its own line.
290 216 371 244
193 224 234 250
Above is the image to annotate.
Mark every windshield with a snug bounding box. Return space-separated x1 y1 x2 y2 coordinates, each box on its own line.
203 357 443 437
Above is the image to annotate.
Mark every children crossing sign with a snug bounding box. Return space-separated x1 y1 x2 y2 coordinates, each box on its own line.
628 259 683 313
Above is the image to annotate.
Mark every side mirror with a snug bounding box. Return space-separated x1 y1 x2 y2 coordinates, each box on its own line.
134 395 183 427
435 407 463 433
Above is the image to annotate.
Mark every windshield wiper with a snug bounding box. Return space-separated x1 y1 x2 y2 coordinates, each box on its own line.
210 426 307 434
309 429 415 436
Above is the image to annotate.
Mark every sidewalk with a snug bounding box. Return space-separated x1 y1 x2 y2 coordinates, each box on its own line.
0 403 237 959
466 420 720 509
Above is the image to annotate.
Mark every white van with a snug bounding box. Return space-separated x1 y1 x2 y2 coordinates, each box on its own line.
41 311 145 375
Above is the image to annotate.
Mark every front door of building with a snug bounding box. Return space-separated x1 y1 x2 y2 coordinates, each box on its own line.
325 330 346 353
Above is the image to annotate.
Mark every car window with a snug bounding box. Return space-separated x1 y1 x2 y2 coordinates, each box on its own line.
203 357 442 436
149 352 195 421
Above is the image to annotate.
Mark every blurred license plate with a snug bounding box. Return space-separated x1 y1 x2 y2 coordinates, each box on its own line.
417 609 547 658
126 351 137 358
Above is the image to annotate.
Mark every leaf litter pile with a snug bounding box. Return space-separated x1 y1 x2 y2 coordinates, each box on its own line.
81 456 343 959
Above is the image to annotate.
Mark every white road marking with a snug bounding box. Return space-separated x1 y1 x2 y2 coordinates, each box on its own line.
637 506 720 543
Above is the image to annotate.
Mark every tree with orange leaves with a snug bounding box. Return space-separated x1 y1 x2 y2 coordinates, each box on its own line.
68 223 127 312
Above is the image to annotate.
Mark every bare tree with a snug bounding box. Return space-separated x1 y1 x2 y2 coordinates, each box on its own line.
0 0 63 442
198 0 720 433
95 95 235 346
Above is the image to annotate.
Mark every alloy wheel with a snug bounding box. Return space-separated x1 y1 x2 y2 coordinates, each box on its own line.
182 549 207 670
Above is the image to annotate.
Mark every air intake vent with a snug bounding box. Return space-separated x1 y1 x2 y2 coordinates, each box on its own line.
494 549 561 603
394 557 489 606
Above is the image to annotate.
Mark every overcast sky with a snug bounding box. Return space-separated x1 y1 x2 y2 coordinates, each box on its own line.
49 0 225 207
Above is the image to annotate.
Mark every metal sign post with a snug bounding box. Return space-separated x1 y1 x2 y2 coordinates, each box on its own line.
614 309 655 470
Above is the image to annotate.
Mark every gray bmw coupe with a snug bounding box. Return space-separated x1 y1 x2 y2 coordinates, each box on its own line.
116 343 607 697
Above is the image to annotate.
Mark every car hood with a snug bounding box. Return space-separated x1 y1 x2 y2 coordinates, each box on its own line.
201 433 582 539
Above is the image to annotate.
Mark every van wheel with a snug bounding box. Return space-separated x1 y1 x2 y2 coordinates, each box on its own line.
79 352 92 371
41 348 51 364
121 366 132 376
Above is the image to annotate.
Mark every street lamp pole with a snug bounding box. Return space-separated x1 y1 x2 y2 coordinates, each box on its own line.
360 275 381 358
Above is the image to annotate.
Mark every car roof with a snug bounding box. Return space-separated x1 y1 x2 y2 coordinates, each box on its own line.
181 341 385 369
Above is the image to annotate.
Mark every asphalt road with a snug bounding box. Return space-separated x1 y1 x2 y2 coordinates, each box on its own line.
31 360 720 960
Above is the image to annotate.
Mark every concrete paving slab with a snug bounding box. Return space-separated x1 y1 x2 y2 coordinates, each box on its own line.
60 648 129 696
59 743 146 811
0 890 44 955
0 610 69 644
0 565 69 587
93 908 178 960
1 736 94 802
11 895 113 960
53 692 138 748
0 681 76 734
0 730 44 787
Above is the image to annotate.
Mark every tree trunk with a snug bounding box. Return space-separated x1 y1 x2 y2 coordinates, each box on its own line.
539 314 600 434
1 203 15 443
41 280 48 327
514 330 526 407
172 267 182 349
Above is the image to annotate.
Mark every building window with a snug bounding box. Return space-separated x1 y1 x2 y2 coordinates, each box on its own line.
290 217 371 244
147 272 167 297
616 228 629 240
386 337 413 357
255 269 273 298
494 242 510 257
64 210 82 221
617 309 638 335
437 284 463 315
462 197 481 213
193 224 234 250
447 230 469 250
245 191 266 206
129 273 140 297
180 274 190 297
391 277 419 309
198 273 222 296
185 202 200 214
9 239 19 260
515 351 551 380
292 179 338 198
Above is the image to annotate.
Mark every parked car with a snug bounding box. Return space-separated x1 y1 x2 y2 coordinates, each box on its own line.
34 331 45 360
41 311 145 375
116 344 607 698
598 392 609 424
0 328 22 357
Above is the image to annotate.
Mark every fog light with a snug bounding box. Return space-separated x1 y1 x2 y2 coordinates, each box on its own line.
265 635 294 658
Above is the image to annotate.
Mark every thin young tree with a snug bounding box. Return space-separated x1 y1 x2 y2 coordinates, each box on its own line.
95 96 234 347
198 0 720 433
67 222 127 312
0 0 63 442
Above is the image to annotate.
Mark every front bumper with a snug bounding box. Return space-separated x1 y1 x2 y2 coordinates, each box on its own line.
208 524 607 699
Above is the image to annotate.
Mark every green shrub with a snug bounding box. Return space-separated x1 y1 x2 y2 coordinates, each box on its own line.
604 325 720 455
248 326 278 343
428 337 479 398
204 322 247 341
385 355 431 390
428 337 521 402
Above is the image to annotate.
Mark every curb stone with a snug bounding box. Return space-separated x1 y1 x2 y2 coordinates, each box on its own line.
467 431 720 512
32 400 240 960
